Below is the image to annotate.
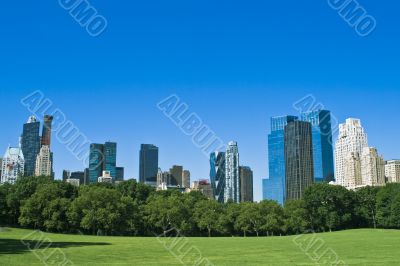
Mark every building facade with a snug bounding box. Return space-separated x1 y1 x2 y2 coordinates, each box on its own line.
263 115 298 205
210 151 226 203
334 118 368 189
361 147 385 187
285 121 314 201
225 141 240 203
240 166 253 202
301 110 335 182
1 146 25 184
21 116 41 177
169 165 183 187
89 142 121 183
139 144 159 186
183 170 190 188
35 145 52 177
385 160 400 183
344 152 362 189
41 115 53 146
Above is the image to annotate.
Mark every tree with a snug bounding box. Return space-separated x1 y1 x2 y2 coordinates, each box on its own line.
355 186 380 228
194 199 222 237
284 200 309 234
259 200 283 236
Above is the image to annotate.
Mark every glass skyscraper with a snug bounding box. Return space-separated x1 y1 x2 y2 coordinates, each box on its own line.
21 116 41 177
210 151 226 203
301 110 335 182
139 144 159 186
104 142 117 178
88 142 119 183
285 121 314 201
263 116 297 205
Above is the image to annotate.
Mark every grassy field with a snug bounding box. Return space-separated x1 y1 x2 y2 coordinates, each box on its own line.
1 228 399 265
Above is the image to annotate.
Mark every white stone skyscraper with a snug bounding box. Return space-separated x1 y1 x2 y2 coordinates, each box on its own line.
361 147 385 187
225 141 240 203
35 145 52 177
335 118 368 188
1 146 25 184
344 152 362 189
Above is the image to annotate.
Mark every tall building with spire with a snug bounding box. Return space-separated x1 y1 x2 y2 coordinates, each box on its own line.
21 116 41 176
225 141 240 203
1 146 25 184
334 118 368 189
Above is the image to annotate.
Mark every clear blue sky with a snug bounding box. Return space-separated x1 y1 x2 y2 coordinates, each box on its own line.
0 1 399 201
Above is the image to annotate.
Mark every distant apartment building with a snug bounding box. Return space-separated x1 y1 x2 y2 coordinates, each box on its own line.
63 170 85 185
225 141 240 203
385 160 400 183
191 180 214 199
66 178 80 187
169 165 183 187
1 146 25 184
361 147 385 187
139 144 159 186
35 145 52 177
98 171 113 183
344 152 362 189
183 170 191 188
240 166 253 202
285 121 314 201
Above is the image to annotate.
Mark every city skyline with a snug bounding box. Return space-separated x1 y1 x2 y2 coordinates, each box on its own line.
1 1 400 201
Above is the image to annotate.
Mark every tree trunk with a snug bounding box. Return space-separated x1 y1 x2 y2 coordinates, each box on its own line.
208 227 211 237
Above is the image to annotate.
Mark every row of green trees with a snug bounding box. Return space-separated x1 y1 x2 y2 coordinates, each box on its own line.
1 176 400 236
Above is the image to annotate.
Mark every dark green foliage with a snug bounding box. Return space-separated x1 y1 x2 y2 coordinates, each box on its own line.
2 179 400 236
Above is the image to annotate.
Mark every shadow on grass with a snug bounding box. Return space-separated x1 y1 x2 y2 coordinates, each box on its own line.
0 238 111 255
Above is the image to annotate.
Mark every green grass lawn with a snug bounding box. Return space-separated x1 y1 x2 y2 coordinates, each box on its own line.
1 228 399 265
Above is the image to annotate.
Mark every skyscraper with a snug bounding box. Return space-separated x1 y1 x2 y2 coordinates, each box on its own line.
169 165 183 186
116 166 124 181
210 151 226 203
41 115 54 146
225 141 240 203
263 115 298 205
88 142 121 183
139 144 159 186
1 146 25 184
89 143 104 183
361 147 385 187
240 166 253 202
301 110 335 183
182 170 190 188
285 121 314 201
21 116 41 177
344 152 362 189
104 142 117 178
35 145 52 177
335 118 368 189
